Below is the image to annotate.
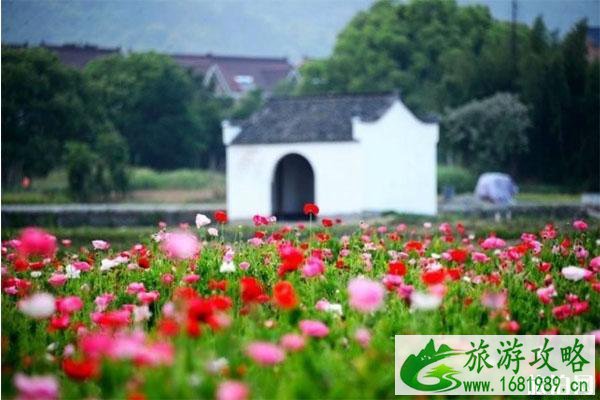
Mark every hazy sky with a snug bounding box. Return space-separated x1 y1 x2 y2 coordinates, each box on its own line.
2 0 598 60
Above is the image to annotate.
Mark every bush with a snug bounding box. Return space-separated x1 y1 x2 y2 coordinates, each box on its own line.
441 93 530 175
64 130 130 201
437 165 476 194
129 168 225 191
95 130 130 194
64 142 98 201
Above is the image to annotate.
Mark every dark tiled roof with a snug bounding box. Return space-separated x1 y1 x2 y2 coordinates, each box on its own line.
171 53 293 93
42 44 119 69
587 27 600 48
231 92 399 145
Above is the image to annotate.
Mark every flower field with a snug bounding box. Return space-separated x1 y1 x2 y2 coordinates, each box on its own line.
2 207 599 399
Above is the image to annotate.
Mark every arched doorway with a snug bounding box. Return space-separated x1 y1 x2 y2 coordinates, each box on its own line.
272 154 314 220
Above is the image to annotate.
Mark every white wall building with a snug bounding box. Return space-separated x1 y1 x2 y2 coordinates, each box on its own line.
222 93 439 220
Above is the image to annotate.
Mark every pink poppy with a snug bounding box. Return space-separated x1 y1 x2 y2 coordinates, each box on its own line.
245 342 285 365
18 228 57 259
239 261 250 271
48 273 68 287
127 282 146 295
91 240 110 250
94 293 115 312
14 373 58 400
590 256 600 272
354 328 371 348
481 291 507 310
183 274 200 284
347 277 385 313
72 261 91 271
480 236 506 250
138 290 160 304
471 252 490 263
536 285 557 304
18 292 56 319
302 256 325 278
217 380 249 400
161 273 174 285
56 296 84 314
299 320 329 337
280 333 306 351
161 231 200 260
572 220 588 231
561 266 591 281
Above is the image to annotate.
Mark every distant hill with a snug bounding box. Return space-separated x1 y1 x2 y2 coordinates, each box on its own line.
2 0 598 61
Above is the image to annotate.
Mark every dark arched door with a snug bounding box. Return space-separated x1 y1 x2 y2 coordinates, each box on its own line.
272 154 314 220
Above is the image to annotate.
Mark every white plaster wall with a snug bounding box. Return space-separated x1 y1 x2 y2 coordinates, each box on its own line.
354 100 439 215
226 142 363 220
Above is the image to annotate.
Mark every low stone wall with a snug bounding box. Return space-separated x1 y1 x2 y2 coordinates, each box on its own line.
1 203 225 228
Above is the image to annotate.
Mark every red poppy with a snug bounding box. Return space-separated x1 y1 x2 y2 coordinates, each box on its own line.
421 268 446 285
13 257 29 272
273 281 298 309
186 318 202 337
448 249 468 263
62 357 99 381
49 314 70 331
322 218 333 227
127 392 147 400
487 272 502 285
446 267 462 280
388 261 406 276
500 320 520 334
277 245 304 276
240 277 268 304
316 232 330 242
96 310 131 329
303 203 319 216
214 210 228 224
404 241 423 252
209 294 233 311
208 279 228 291
538 262 551 273
158 318 180 337
187 298 214 321
388 232 400 242
138 255 150 269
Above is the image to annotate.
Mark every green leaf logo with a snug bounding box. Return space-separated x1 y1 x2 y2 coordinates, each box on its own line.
400 339 463 392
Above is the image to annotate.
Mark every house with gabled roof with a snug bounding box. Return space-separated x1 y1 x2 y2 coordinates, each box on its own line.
10 42 295 99
171 53 296 99
222 92 439 220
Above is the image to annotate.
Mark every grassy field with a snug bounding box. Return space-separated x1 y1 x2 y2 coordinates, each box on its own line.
2 216 598 399
2 168 226 204
2 167 583 206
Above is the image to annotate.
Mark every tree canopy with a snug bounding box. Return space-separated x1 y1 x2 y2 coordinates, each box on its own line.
84 52 218 170
1 47 107 183
298 0 599 190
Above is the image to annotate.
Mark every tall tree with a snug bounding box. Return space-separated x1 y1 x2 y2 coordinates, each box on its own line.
1 47 105 184
84 52 207 169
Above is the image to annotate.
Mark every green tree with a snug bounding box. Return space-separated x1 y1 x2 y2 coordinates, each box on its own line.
84 52 206 169
229 89 264 120
297 0 598 190
441 93 530 174
1 47 105 184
